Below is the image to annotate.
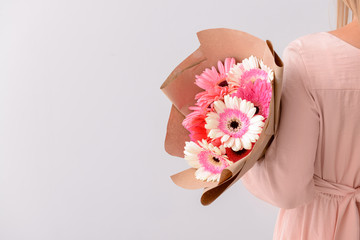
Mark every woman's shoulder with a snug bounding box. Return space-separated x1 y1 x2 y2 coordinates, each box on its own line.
281 31 340 69
283 30 360 63
283 31 330 56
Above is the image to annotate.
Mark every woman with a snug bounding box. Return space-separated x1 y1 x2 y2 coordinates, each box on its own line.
240 0 360 239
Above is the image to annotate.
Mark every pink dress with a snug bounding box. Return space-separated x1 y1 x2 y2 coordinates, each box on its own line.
241 31 360 240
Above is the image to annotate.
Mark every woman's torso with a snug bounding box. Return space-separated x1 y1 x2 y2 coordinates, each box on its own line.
303 32 360 186
273 31 360 240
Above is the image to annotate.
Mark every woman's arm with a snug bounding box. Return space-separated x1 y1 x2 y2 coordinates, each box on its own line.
241 40 320 209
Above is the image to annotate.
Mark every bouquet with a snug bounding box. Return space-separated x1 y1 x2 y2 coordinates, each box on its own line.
183 55 273 182
160 28 284 205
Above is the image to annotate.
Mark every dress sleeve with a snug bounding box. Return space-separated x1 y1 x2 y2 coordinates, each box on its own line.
240 41 320 209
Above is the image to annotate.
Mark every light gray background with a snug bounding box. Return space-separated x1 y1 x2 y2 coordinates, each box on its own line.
0 0 336 239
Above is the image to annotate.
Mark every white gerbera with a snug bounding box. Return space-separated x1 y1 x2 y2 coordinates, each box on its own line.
226 55 274 87
204 95 265 151
184 139 232 182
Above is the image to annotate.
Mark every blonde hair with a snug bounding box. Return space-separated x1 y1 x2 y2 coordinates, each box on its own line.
337 0 360 28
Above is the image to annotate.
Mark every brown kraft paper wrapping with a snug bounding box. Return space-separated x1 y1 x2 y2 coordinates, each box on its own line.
160 28 284 205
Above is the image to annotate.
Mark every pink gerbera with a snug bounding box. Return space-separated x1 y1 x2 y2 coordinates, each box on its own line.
231 78 272 119
227 55 274 88
193 57 237 110
205 95 265 151
194 85 235 110
184 139 232 182
195 57 236 91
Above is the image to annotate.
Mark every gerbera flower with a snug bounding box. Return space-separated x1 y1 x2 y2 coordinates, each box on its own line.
227 55 274 88
194 85 235 110
225 147 252 163
195 57 236 91
204 95 265 151
182 106 223 146
231 78 272 119
182 106 210 143
184 139 232 182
